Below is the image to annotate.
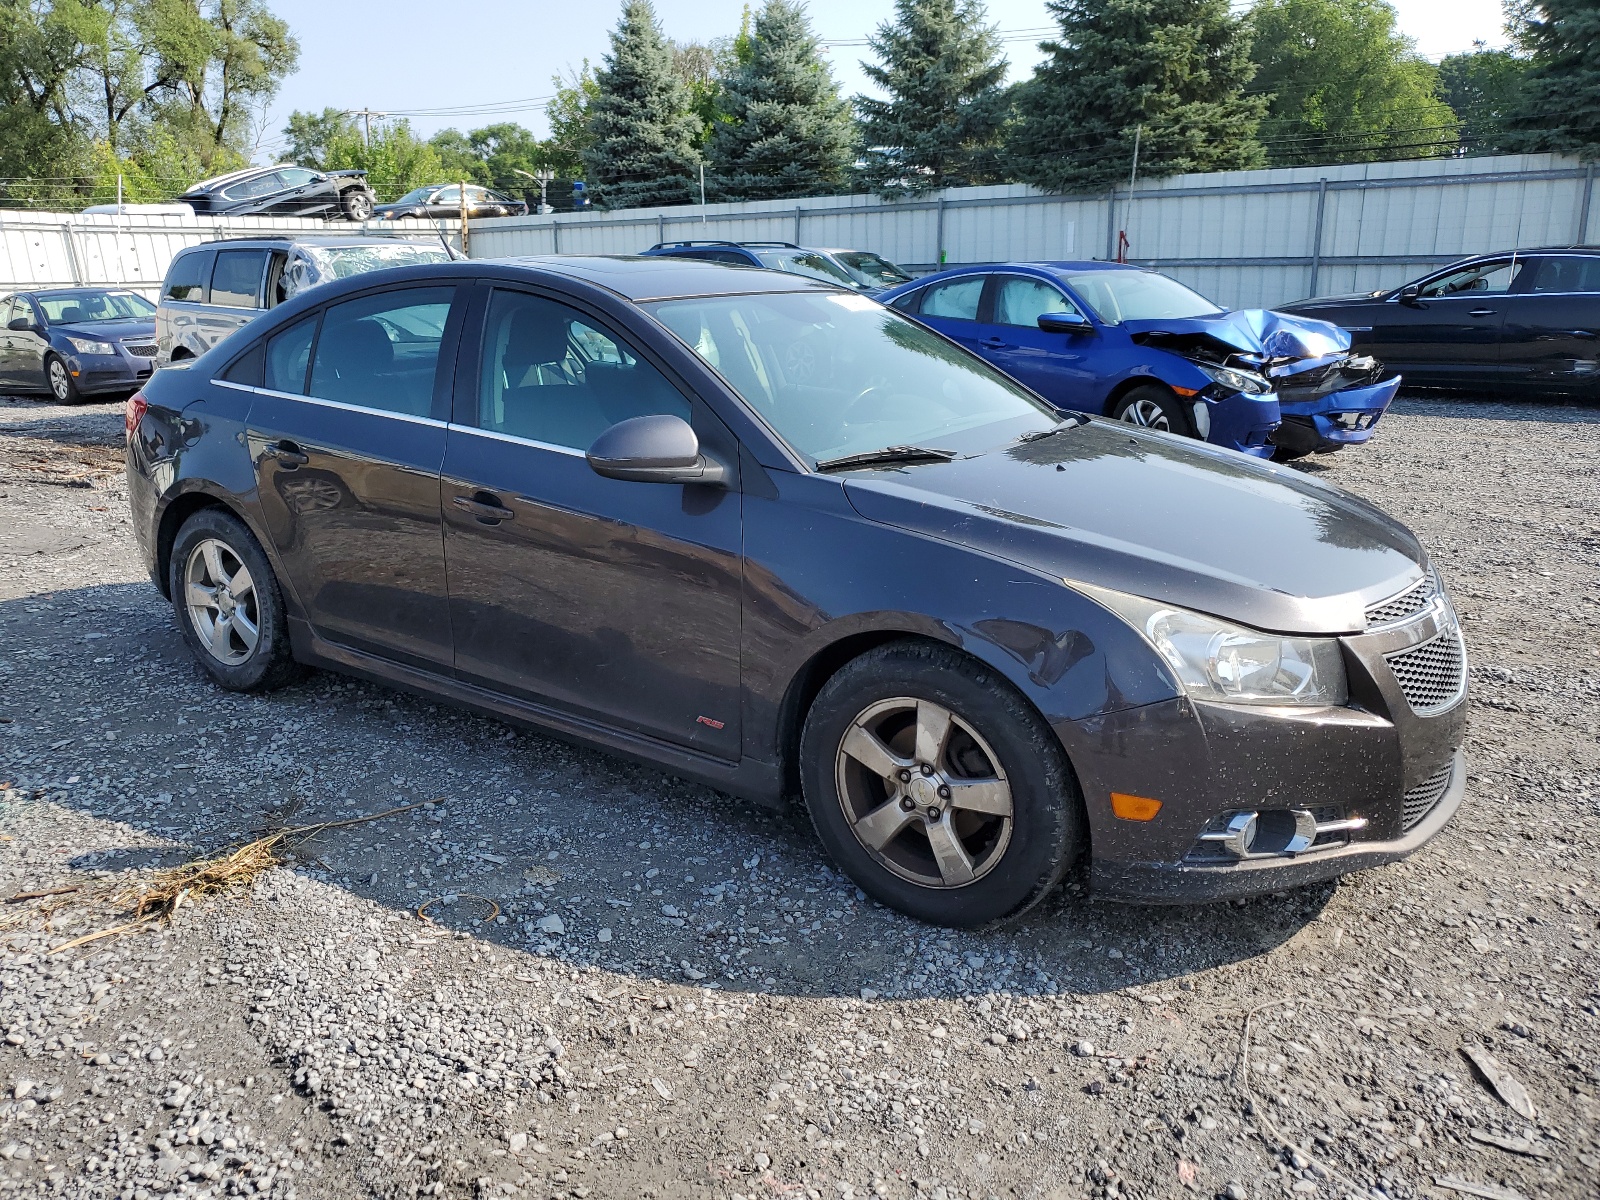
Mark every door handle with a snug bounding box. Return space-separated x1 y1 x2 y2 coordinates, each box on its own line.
264 440 308 467
979 337 1012 349
1468 308 1497 317
453 493 515 524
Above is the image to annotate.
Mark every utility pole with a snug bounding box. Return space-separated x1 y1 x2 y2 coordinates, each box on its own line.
1118 125 1141 264
342 109 387 146
513 167 556 214
700 163 707 225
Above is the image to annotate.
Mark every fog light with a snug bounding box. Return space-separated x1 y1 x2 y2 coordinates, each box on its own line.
1333 412 1362 430
1110 792 1163 821
1197 811 1258 857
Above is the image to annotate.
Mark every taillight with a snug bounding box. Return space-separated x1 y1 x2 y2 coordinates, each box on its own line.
125 390 148 439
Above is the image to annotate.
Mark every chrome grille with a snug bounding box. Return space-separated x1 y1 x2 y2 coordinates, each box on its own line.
1385 631 1466 714
1366 575 1436 627
123 342 158 358
1402 761 1455 832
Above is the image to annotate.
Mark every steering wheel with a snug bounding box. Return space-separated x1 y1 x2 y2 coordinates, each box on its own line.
841 384 900 427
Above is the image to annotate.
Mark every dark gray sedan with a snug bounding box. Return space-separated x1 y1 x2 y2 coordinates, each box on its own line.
1 288 157 402
125 256 1468 926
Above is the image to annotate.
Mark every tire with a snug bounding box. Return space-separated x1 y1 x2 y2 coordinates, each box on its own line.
340 188 374 222
1111 384 1195 438
799 640 1086 927
44 353 81 404
169 508 303 692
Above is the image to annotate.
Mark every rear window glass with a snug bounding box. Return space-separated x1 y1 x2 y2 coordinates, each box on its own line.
264 317 316 394
210 251 266 309
308 286 455 418
921 277 984 321
164 253 209 302
1530 256 1600 293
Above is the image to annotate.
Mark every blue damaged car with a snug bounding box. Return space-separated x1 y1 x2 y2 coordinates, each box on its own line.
879 262 1401 459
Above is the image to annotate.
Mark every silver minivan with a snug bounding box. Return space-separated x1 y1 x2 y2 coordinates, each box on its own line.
155 235 454 365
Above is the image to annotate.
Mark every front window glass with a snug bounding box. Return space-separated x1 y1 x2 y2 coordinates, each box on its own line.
277 168 319 188
393 188 434 205
36 291 155 322
210 250 267 309
308 286 455 417
994 276 1081 327
1063 270 1222 323
832 251 912 289
434 186 462 204
1417 260 1522 298
647 292 1056 462
476 289 688 450
753 249 858 287
920 276 984 321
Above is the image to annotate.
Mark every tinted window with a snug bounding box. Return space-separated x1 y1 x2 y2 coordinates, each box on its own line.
222 342 265 386
886 288 923 315
164 252 209 302
1417 259 1523 299
921 276 984 321
210 250 266 309
308 286 454 417
994 276 1082 326
222 172 284 201
1529 255 1600 293
477 289 688 450
264 317 316 394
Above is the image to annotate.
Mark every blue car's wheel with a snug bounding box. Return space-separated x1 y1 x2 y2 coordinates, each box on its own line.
1112 385 1194 438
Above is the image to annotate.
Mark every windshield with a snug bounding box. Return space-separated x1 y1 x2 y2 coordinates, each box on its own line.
303 243 452 280
38 291 155 322
1063 270 1223 323
646 292 1057 462
753 249 860 288
832 251 912 289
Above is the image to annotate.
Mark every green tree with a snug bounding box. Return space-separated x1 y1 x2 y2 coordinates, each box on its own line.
283 106 358 168
1007 0 1266 193
1439 42 1530 154
545 61 600 177
855 0 1009 195
1250 0 1458 165
708 0 856 200
0 0 92 205
583 1 702 208
671 37 740 148
323 119 442 201
1502 0 1600 157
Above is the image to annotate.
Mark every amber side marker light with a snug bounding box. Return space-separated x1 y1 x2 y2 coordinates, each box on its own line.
1110 792 1163 821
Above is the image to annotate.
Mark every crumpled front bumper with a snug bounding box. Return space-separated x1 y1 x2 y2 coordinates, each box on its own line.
1273 375 1401 454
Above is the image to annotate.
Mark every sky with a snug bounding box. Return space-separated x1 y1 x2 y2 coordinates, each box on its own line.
253 0 1513 159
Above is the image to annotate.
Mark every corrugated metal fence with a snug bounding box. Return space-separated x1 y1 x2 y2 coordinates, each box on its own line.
2 153 1594 309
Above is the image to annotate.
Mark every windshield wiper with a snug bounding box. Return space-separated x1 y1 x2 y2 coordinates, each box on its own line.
1017 415 1090 443
813 445 958 473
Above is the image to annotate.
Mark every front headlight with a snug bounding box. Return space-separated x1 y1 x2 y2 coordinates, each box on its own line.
66 336 115 355
1072 582 1348 706
1195 362 1273 395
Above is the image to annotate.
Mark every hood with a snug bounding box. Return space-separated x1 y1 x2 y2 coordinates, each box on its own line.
1282 291 1387 309
51 317 156 339
1122 309 1350 362
841 421 1425 635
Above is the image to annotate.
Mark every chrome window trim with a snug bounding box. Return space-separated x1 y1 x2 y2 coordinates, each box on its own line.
446 422 586 459
210 379 449 429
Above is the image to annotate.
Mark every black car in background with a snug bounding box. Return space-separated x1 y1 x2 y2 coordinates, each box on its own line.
1281 246 1600 397
178 165 376 222
125 256 1467 926
1 288 156 402
374 184 528 221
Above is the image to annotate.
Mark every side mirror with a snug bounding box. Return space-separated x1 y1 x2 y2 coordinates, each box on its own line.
1396 285 1423 306
1037 311 1093 334
7 317 36 333
587 414 728 486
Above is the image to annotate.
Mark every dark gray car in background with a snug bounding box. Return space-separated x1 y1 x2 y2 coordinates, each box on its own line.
125 256 1468 926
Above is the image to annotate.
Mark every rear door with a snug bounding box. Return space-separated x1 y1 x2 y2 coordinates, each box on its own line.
243 283 464 670
1366 257 1526 388
0 298 22 387
968 274 1100 410
908 274 988 355
440 283 744 758
1498 254 1600 396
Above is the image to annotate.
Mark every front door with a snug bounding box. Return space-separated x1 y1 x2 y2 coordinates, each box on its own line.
441 284 743 758
1368 257 1526 388
1498 254 1600 395
0 298 25 387
246 283 463 670
972 274 1100 411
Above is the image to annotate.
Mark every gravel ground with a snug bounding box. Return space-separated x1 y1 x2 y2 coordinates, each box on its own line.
0 390 1597 1200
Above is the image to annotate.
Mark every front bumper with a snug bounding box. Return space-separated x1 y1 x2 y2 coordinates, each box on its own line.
1200 389 1280 458
1273 376 1401 454
1059 592 1468 903
68 346 155 395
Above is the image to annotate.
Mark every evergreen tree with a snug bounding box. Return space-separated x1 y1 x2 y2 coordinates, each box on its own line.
1006 0 1266 193
708 0 856 201
1250 0 1459 166
1501 0 1600 158
1439 42 1530 155
583 1 702 209
855 0 1009 195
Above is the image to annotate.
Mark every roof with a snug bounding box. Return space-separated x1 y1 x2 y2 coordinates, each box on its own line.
493 254 842 301
175 235 445 251
20 286 147 298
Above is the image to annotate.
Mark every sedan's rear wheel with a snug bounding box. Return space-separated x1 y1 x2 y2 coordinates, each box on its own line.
170 508 302 692
1112 385 1194 438
340 188 374 221
801 641 1085 927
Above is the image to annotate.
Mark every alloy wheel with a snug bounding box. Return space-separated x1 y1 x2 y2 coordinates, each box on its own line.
184 538 260 665
49 359 71 401
1119 397 1171 430
833 697 1014 888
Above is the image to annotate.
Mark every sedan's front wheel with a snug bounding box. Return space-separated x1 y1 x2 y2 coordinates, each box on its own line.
801 641 1085 927
1112 384 1194 438
44 353 81 404
170 508 303 692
